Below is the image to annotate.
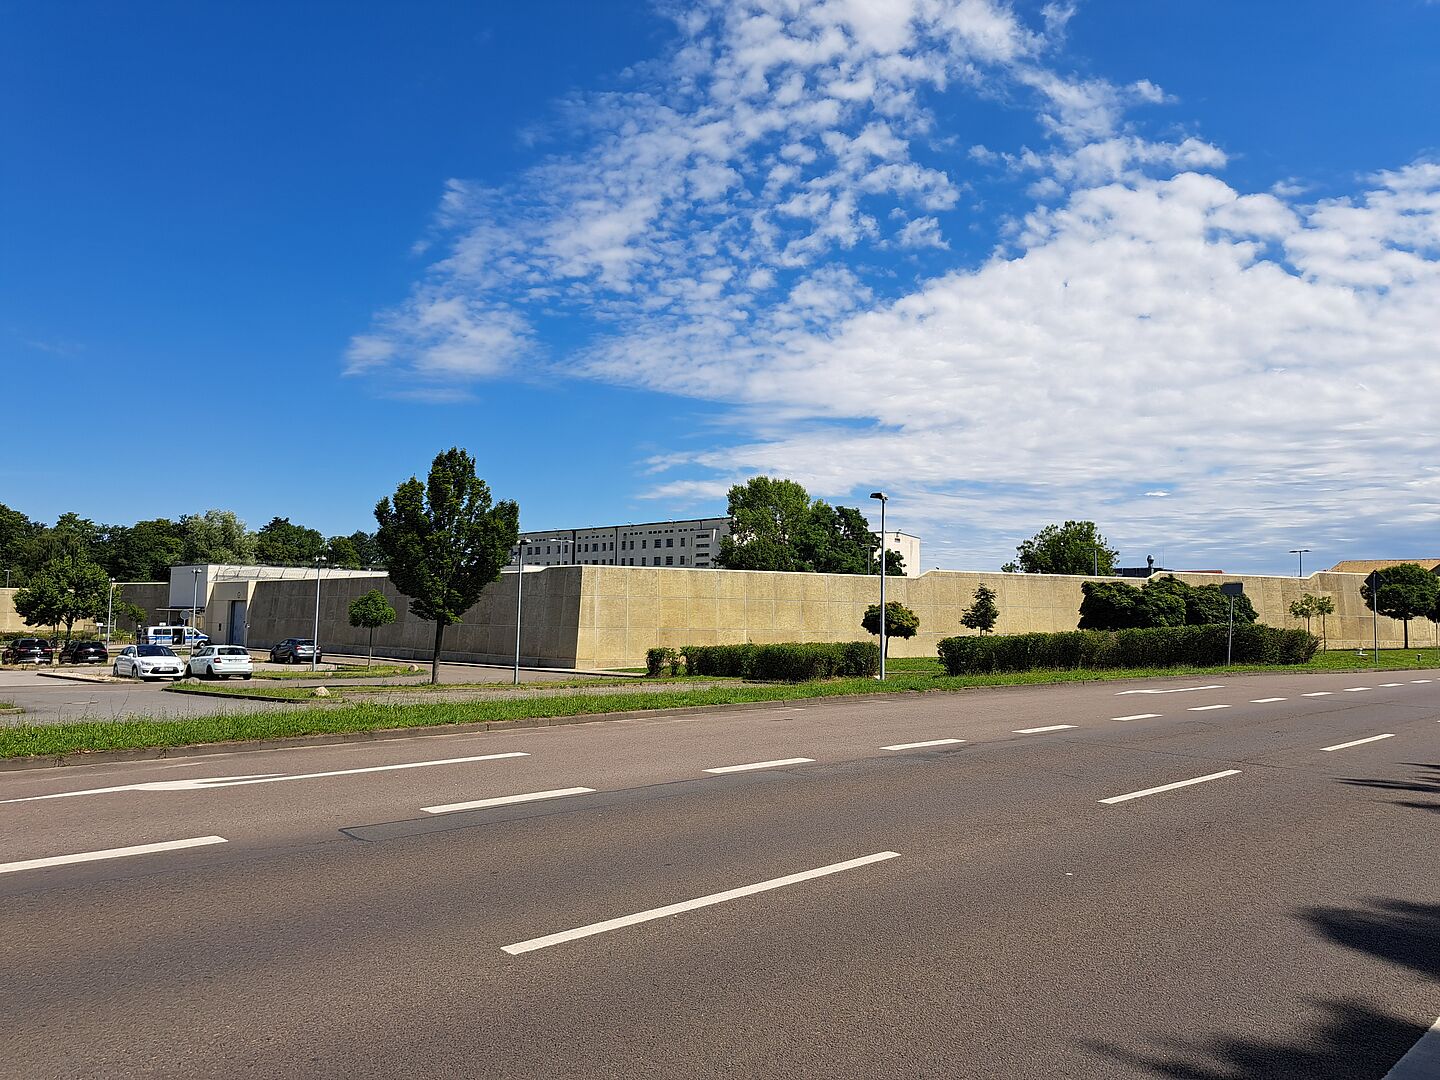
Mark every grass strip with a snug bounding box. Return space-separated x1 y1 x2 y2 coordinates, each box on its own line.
164 674 726 700
6 651 1436 760
250 664 421 681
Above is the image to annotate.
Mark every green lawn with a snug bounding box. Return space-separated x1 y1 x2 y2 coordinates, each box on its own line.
250 664 422 681
6 647 1436 760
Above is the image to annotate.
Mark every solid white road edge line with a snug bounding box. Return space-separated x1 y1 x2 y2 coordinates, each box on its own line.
422 788 596 815
1 753 531 804
1111 713 1161 722
1012 725 1076 734
1320 733 1396 752
705 758 814 774
1100 770 1241 805
1188 704 1232 711
1115 685 1223 696
501 851 901 955
881 739 966 751
1250 697 1287 703
0 835 228 875
1383 1015 1440 1080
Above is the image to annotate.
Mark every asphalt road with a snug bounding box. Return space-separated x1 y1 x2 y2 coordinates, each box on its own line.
1 669 1437 1078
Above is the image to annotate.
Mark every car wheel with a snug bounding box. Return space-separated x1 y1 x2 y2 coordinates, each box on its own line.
112 663 120 677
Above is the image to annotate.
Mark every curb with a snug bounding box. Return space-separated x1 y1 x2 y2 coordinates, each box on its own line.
162 685 328 705
32 670 122 684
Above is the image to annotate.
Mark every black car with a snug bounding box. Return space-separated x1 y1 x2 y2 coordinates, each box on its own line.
60 640 109 665
2 638 54 665
269 638 322 664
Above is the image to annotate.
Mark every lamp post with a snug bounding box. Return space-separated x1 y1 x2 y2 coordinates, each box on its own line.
1289 548 1310 578
870 492 887 680
514 536 565 685
312 556 326 671
106 578 114 647
190 568 201 638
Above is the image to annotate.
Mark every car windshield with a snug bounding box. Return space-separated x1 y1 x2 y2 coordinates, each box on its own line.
137 645 176 657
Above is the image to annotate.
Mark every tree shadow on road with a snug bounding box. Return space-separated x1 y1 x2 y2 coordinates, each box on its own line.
1338 763 1440 814
1089 897 1437 1078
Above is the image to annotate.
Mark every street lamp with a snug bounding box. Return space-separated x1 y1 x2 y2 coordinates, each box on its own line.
870 492 887 680
312 556 327 671
514 536 566 684
106 578 115 647
1289 548 1311 578
190 568 202 638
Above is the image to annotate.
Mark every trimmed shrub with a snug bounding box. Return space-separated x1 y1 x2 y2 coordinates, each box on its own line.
937 625 1318 675
681 641 879 681
645 647 682 677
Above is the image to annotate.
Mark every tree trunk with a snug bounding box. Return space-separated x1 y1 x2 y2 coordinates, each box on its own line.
1321 613 1327 650
1403 618 1409 649
431 621 444 685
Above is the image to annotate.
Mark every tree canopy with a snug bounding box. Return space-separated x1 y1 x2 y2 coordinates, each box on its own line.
374 448 518 683
1002 521 1118 575
1079 575 1257 631
13 534 111 642
861 600 920 656
716 476 902 575
1361 563 1440 648
254 517 326 566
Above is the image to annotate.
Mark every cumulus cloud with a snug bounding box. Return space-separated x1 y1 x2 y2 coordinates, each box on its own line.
347 0 1440 568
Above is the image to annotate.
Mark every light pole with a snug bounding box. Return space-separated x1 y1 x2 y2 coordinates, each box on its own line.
190 568 201 638
870 492 887 680
106 578 114 647
312 555 326 671
514 536 565 684
1289 548 1310 578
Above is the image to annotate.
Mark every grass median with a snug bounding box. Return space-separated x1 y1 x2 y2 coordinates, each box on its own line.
4 647 1436 761
249 664 422 681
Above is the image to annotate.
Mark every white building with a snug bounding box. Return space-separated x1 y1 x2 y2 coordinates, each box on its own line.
511 518 922 576
165 563 389 644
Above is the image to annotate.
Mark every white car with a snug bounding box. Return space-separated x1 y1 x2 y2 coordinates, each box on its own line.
185 645 254 680
113 645 185 681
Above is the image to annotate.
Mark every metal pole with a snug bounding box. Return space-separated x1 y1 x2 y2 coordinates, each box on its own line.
514 544 525 685
1227 596 1235 665
879 498 887 680
312 558 324 671
191 570 200 632
106 580 114 647
1373 572 1380 672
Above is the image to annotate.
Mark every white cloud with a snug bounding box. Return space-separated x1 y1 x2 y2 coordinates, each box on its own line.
348 1 1440 568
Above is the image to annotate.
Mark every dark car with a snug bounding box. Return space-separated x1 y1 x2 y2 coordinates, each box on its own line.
268 638 322 664
2 638 54 665
60 640 109 665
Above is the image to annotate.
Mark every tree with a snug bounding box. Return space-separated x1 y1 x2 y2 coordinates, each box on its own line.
100 518 184 581
13 546 111 643
716 476 898 575
254 517 325 566
0 503 44 587
1289 594 1318 634
374 448 518 683
961 584 1000 634
1004 521 1118 576
861 600 920 657
1361 563 1440 649
179 510 255 565
348 589 397 668
1313 594 1335 650
1079 575 1255 631
325 535 363 569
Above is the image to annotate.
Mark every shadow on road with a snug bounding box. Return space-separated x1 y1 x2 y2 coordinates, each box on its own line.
1089 896 1438 1078
1340 763 1440 814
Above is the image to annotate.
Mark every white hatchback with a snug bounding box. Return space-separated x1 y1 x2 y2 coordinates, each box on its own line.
113 645 185 680
185 645 255 680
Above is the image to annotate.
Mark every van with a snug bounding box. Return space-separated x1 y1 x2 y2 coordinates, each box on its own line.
141 625 210 649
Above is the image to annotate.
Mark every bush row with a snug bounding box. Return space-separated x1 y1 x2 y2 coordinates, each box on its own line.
936 624 1318 675
673 641 880 681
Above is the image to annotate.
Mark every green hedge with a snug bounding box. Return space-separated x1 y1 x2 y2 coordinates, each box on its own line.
645 647 683 677
682 641 879 681
936 625 1318 675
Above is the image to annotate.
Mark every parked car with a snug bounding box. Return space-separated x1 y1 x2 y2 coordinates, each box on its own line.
185 645 254 680
269 638 321 664
113 644 184 680
141 625 209 649
2 638 53 665
60 640 109 665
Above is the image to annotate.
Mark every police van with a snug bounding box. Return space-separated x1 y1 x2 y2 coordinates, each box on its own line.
141 625 210 649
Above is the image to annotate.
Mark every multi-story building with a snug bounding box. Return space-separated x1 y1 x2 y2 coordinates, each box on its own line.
510 518 922 576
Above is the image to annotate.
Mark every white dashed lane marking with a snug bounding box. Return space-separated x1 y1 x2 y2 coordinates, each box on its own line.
705 758 814 774
1250 697 1287 703
1100 770 1241 805
1303 692 1333 697
881 739 965 751
422 788 595 815
1320 734 1396 753
1188 704 1232 712
1013 725 1077 734
0 836 228 876
1111 713 1161 722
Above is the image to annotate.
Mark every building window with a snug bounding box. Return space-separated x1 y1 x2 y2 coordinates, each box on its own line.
665 556 674 566
666 538 674 548
642 540 647 549
680 538 686 547
680 556 686 565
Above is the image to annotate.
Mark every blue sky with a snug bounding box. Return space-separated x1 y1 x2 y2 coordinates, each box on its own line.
3 1 1437 574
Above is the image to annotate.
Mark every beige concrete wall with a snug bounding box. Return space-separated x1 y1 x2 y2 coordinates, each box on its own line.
244 568 582 668
571 567 1427 669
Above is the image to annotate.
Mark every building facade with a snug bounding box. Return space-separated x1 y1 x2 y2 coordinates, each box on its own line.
512 518 922 576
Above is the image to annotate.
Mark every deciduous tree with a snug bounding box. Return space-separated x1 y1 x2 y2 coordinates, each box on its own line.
861 600 920 657
374 448 518 683
254 517 325 566
348 589 397 667
961 584 1000 634
1003 521 1118 576
1361 563 1439 648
